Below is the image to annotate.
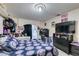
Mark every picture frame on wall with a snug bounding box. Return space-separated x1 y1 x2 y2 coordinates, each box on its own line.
61 13 68 22
44 23 47 26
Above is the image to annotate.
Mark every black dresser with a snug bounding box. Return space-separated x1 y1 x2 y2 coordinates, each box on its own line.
53 33 73 54
71 42 79 56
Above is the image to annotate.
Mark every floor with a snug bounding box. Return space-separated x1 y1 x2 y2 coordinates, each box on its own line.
58 49 72 56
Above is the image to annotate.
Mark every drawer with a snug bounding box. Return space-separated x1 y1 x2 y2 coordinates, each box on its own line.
71 52 79 56
71 49 79 56
71 45 79 50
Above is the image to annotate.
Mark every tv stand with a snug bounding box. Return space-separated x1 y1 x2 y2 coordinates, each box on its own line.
53 33 73 54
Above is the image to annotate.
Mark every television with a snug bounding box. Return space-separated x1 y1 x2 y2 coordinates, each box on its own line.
55 21 75 33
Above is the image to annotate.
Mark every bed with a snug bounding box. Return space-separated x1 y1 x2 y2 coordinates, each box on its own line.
0 36 58 56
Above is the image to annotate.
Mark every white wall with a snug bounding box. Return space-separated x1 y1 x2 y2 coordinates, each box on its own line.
68 8 79 42
44 8 79 42
0 4 8 18
13 18 44 35
12 17 44 28
18 18 44 28
0 16 4 34
44 16 61 37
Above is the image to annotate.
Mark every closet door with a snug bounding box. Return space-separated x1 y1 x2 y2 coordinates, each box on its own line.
32 25 38 39
24 24 32 38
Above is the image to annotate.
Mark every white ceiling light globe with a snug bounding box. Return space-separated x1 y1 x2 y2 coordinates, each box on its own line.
38 6 42 12
34 3 46 12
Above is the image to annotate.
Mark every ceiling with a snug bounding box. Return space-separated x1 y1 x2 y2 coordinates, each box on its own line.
5 3 79 21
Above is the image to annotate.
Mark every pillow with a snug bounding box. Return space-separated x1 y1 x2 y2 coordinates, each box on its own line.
2 41 12 52
18 40 25 44
2 46 12 52
11 38 19 45
2 36 19 51
0 36 8 45
9 41 18 49
0 35 13 44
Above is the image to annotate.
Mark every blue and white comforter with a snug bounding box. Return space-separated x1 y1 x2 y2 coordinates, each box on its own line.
0 37 58 56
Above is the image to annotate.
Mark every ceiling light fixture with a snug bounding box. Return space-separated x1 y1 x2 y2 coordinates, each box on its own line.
34 3 46 12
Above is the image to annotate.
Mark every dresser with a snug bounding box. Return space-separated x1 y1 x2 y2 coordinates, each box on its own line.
71 42 79 56
53 33 73 54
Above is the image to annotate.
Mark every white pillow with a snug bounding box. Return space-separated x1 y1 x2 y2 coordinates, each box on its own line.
9 41 17 49
0 36 8 45
0 53 9 56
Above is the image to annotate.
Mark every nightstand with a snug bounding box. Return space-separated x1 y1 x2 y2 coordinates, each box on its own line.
71 42 79 56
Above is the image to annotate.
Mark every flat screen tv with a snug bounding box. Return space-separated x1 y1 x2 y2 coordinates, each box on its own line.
55 21 75 33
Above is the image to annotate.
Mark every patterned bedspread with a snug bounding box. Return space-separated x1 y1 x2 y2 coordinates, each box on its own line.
0 38 58 56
